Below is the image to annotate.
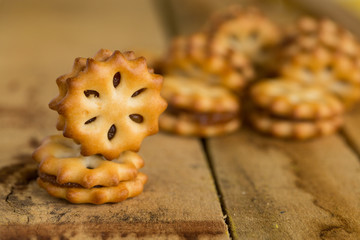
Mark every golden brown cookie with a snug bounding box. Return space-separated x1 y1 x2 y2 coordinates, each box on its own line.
32 135 144 189
280 47 360 108
38 172 147 204
49 49 167 160
165 33 254 92
205 5 281 63
283 16 360 58
249 110 343 140
159 76 240 137
250 79 344 119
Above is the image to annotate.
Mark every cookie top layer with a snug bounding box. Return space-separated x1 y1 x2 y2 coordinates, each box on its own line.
250 79 344 119
49 49 167 160
205 5 281 61
280 47 360 108
165 33 254 92
162 75 240 113
284 16 360 58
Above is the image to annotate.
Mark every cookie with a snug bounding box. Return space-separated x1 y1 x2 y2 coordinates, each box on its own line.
159 76 240 136
49 49 167 160
280 47 360 108
32 135 144 188
249 110 343 140
250 79 344 119
165 33 254 92
37 172 147 204
283 16 360 58
205 5 281 64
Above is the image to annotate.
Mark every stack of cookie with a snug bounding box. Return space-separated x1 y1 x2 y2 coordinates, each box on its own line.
246 16 360 139
280 16 360 109
248 79 344 139
32 49 167 204
160 75 240 137
157 5 360 140
159 6 280 137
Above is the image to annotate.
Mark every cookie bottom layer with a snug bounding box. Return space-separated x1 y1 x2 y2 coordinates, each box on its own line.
38 172 148 204
249 110 343 139
159 113 240 137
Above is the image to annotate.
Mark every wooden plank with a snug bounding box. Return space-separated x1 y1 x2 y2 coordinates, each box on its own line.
0 132 228 239
0 0 228 238
207 130 360 239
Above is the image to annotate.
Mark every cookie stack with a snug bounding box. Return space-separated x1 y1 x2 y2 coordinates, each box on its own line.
248 79 344 139
159 6 280 137
160 75 240 137
245 16 360 139
157 6 360 140
280 16 360 109
32 49 167 204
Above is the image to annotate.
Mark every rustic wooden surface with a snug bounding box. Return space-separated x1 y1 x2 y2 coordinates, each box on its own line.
1 0 360 239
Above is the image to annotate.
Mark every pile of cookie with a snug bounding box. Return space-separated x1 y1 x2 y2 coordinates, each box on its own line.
158 5 360 139
32 49 167 204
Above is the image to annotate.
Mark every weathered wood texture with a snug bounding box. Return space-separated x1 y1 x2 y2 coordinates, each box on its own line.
2 0 360 239
208 129 360 239
0 133 228 239
0 0 228 239
167 0 360 239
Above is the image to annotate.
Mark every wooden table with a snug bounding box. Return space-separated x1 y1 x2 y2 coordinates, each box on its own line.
1 0 360 239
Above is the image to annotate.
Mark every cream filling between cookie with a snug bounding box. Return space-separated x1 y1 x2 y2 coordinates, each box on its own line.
39 172 103 189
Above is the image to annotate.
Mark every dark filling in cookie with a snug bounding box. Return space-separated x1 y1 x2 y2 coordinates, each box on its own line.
166 105 239 125
39 172 103 188
251 106 338 122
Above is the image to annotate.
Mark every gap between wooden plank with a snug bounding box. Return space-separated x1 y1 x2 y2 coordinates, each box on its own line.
339 130 360 162
151 1 234 236
201 138 234 239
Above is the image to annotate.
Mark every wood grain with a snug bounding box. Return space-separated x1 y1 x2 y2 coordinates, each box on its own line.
207 129 360 239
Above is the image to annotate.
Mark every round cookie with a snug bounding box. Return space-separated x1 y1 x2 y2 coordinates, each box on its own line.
33 135 144 189
205 5 281 64
280 47 360 108
250 79 344 119
283 16 360 58
160 75 241 137
165 33 254 92
49 49 168 160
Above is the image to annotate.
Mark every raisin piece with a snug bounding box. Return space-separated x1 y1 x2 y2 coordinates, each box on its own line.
84 90 100 98
84 117 97 124
129 114 144 123
131 88 146 97
108 124 116 140
113 72 121 88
